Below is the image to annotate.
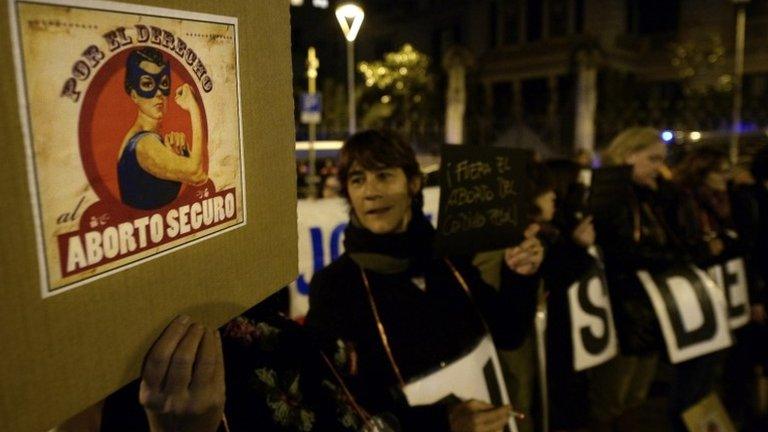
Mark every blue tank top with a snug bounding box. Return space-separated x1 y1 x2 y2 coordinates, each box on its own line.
118 131 182 210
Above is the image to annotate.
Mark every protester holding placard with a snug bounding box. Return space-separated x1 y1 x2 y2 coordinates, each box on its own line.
589 127 690 431
305 130 543 432
674 147 744 267
531 160 618 432
671 146 754 427
673 147 762 328
470 162 550 432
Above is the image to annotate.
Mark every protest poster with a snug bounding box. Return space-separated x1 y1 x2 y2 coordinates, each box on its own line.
707 257 750 329
0 1 297 430
13 0 245 297
403 336 518 432
638 266 732 364
682 393 736 432
436 145 531 256
567 248 618 371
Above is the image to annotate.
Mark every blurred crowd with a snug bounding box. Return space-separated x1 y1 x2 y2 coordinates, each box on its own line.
297 158 342 199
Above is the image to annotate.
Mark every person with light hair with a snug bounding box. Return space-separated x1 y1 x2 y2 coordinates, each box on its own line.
589 127 691 431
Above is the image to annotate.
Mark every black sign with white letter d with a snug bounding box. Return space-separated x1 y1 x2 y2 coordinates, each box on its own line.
638 266 732 364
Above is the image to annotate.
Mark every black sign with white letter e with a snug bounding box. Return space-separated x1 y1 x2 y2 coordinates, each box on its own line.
436 146 531 256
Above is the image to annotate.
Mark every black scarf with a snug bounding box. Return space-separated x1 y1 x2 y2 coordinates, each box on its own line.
343 198 435 275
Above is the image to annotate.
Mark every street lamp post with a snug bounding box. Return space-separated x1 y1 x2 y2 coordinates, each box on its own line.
306 47 319 198
731 0 750 165
335 2 364 136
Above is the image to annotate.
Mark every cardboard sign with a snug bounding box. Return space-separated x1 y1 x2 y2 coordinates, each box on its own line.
0 1 297 431
638 266 732 364
403 336 519 432
436 145 531 255
707 257 750 329
682 392 736 432
12 0 246 297
567 249 618 371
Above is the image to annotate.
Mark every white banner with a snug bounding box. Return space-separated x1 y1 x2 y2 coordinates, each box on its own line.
567 249 618 371
638 266 732 364
707 257 751 329
290 187 440 319
403 336 518 432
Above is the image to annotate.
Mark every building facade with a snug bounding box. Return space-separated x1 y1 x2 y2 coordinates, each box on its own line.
291 0 768 154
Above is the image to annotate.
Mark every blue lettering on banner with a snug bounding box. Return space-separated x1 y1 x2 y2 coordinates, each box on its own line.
296 222 347 294
330 223 346 260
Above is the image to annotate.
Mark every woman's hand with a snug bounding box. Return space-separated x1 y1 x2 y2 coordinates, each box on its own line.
571 216 596 248
139 315 225 432
504 224 544 276
174 84 199 113
448 400 512 432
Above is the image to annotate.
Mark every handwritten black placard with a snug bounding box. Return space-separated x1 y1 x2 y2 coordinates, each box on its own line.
436 145 531 255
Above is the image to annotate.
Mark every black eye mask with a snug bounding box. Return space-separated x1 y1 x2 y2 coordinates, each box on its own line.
126 61 171 98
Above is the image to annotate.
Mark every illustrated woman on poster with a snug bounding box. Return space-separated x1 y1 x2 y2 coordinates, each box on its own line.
117 47 206 210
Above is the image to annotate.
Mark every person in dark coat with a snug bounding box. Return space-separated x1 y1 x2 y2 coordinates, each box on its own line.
305 130 544 432
671 146 752 429
727 146 768 429
589 127 690 432
532 160 599 432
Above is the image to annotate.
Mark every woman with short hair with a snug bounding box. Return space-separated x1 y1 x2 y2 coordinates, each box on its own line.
305 130 544 431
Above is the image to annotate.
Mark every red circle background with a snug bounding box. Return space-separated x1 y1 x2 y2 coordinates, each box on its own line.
79 47 209 208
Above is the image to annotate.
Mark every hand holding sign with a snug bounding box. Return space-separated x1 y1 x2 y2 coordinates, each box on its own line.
504 224 544 276
448 400 513 432
571 216 595 248
140 315 225 432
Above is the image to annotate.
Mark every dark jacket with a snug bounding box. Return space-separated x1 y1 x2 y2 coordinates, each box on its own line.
539 227 597 429
594 181 690 354
305 242 537 430
731 184 768 306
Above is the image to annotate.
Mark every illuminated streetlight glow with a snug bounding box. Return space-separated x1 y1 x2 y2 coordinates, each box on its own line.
335 3 365 42
690 131 702 141
336 2 364 135
661 130 674 142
